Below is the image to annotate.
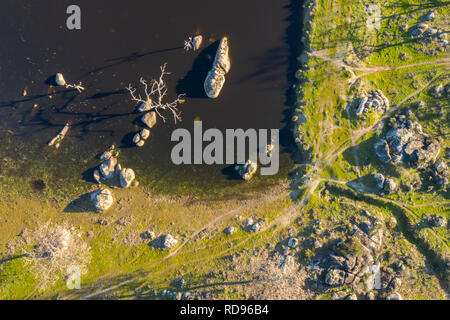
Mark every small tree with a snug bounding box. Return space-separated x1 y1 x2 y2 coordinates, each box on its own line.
126 63 185 123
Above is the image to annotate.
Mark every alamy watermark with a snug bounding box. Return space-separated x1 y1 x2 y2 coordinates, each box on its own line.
66 5 81 30
171 121 279 176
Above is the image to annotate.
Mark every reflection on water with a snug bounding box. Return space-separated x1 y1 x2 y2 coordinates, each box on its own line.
0 0 302 198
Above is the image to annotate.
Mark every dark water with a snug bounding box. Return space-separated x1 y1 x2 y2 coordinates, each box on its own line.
0 0 301 198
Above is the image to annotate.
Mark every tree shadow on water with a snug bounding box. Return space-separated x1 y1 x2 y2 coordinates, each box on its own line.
176 41 220 98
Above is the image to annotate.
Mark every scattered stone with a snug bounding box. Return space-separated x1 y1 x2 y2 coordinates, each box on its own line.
140 230 155 240
432 160 449 186
423 11 436 21
287 237 298 248
244 218 254 226
325 268 346 286
373 173 385 189
142 111 157 129
100 151 112 161
346 294 358 300
158 234 178 249
416 101 426 108
192 35 203 51
47 122 70 149
366 292 376 300
204 37 231 98
140 129 150 140
93 169 101 183
423 214 447 228
119 168 136 188
388 277 402 291
133 133 141 144
383 178 397 194
235 160 258 180
431 84 444 97
386 292 402 300
55 73 66 86
90 188 114 211
399 52 411 61
359 221 373 234
251 222 262 232
224 227 236 235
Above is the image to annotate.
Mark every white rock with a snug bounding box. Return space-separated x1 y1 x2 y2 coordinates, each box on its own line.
161 234 178 249
192 35 203 51
204 37 231 99
142 112 157 129
119 168 135 188
99 157 117 179
55 73 66 86
91 188 114 211
288 237 298 248
136 140 145 147
140 129 150 140
133 133 141 144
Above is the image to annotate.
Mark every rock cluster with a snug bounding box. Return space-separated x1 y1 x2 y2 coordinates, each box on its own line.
374 113 440 168
373 173 398 194
204 37 231 99
355 90 390 116
235 160 258 181
422 214 447 228
93 146 137 189
409 16 448 52
133 129 150 147
432 160 449 186
431 83 449 98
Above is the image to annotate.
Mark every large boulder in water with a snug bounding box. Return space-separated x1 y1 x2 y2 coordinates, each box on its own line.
91 188 114 211
142 111 157 129
204 37 231 99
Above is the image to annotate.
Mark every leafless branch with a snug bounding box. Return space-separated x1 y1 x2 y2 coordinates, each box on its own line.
65 82 85 93
126 63 186 123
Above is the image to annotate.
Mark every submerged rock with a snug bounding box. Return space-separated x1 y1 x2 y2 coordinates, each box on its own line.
140 129 150 140
91 188 114 211
119 168 136 188
204 37 231 99
55 73 66 86
192 35 203 51
142 111 157 129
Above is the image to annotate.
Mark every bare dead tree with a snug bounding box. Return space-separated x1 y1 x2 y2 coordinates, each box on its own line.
126 63 185 123
55 73 85 93
184 35 203 52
